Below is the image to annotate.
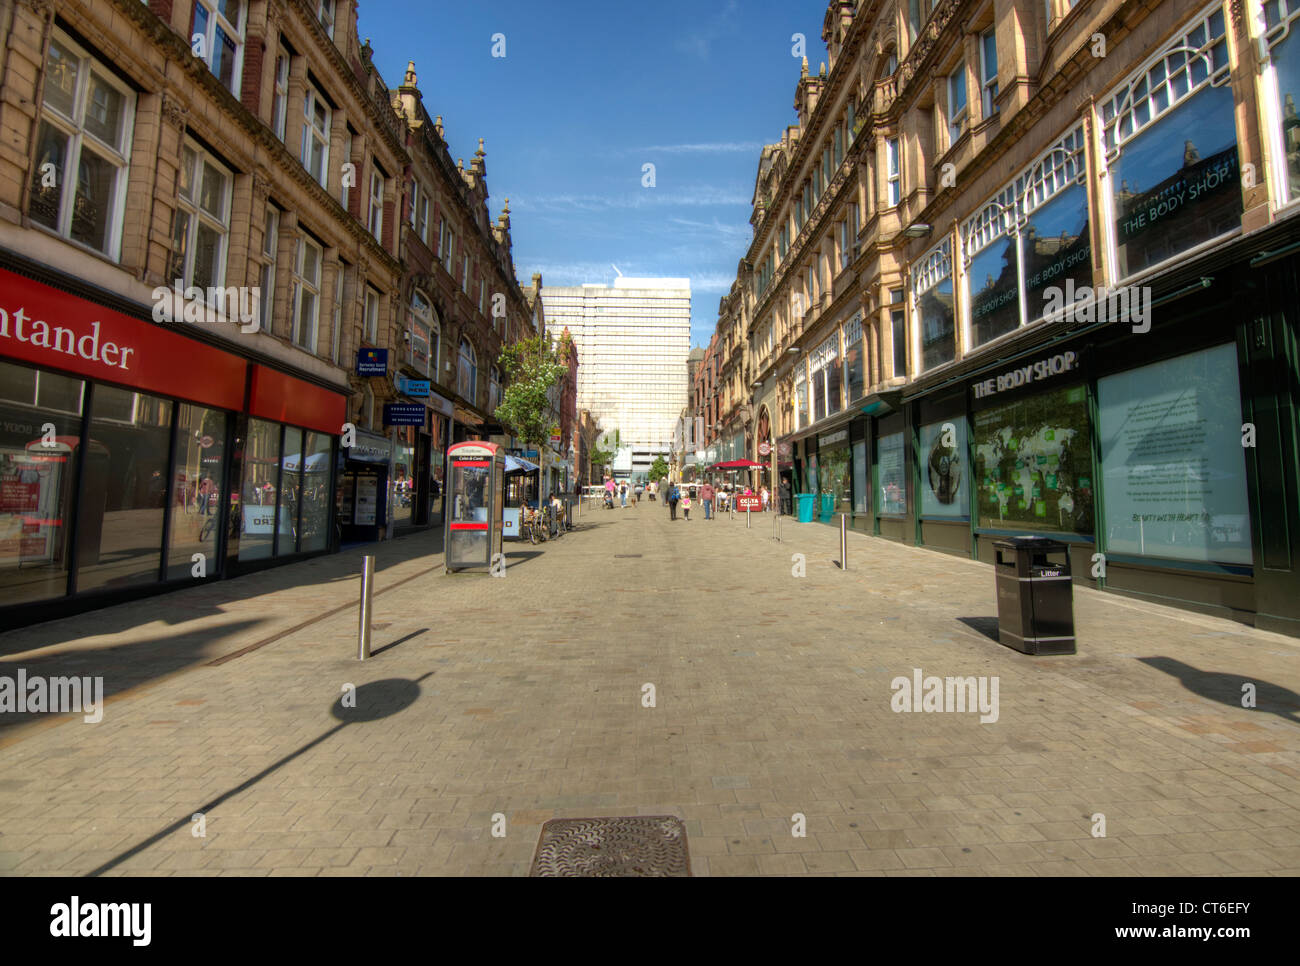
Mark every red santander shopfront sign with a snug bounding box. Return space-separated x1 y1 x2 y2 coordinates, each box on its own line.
0 268 344 432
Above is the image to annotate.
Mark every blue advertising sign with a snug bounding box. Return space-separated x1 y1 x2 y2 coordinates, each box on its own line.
383 403 426 426
397 377 430 398
356 348 388 376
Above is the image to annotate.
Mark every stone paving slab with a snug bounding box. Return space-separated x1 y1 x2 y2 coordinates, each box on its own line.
1 500 1298 876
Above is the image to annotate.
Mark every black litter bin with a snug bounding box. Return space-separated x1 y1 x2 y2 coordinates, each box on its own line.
992 536 1076 655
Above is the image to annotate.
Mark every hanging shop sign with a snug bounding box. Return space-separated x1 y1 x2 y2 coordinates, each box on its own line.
397 377 430 398
384 403 426 427
972 351 1079 400
356 348 388 376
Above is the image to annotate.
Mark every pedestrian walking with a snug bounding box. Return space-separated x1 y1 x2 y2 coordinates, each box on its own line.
700 481 714 520
668 482 679 521
780 478 792 515
761 485 770 511
682 489 692 520
620 482 628 508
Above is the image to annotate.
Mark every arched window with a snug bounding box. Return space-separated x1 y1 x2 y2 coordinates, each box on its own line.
458 337 477 402
489 366 501 413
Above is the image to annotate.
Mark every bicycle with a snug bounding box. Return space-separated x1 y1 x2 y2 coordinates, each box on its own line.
524 506 547 545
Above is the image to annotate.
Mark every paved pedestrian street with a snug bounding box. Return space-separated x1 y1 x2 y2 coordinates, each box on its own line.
2 505 1298 877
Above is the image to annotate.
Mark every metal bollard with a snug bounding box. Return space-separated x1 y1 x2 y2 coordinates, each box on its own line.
840 513 848 571
773 511 780 542
358 555 375 660
746 507 751 529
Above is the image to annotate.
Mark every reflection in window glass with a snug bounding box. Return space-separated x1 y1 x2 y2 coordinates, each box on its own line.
844 322 865 403
392 431 414 531
78 385 173 591
1112 84 1240 278
0 361 84 603
853 439 868 514
919 277 955 370
973 383 1093 535
1022 181 1091 323
1267 20 1300 200
239 419 281 560
299 431 332 552
970 236 1020 345
279 427 304 556
167 404 227 580
877 432 906 515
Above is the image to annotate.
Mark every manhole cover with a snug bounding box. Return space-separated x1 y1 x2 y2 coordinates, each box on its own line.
613 554 642 558
530 816 690 876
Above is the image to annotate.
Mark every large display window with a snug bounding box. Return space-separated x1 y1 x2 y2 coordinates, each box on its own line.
0 360 86 603
166 403 228 580
919 418 968 519
78 385 173 591
1102 6 1240 278
852 439 868 514
1098 343 1250 564
914 240 955 371
974 383 1093 535
876 431 906 515
1263 0 1300 202
239 418 284 561
817 445 851 519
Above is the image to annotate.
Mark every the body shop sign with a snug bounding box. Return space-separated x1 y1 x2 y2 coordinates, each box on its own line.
972 351 1079 400
0 267 245 411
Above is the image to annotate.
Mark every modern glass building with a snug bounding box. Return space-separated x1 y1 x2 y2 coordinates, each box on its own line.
542 278 691 478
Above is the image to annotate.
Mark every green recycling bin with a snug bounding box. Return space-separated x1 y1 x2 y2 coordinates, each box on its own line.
797 493 815 522
819 493 834 522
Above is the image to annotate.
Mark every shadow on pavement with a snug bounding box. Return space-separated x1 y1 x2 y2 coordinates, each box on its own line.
86 675 431 877
370 628 428 657
956 616 1001 644
1138 656 1300 723
0 618 267 730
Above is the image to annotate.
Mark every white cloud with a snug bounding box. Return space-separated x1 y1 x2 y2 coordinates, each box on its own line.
639 142 763 154
511 186 749 213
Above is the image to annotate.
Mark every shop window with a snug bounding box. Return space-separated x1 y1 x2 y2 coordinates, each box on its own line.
0 361 85 604
169 141 233 296
29 32 135 259
301 84 331 187
78 385 173 592
278 426 304 556
853 439 868 514
167 404 228 580
1098 343 1251 564
919 419 968 518
965 182 1021 347
239 418 283 561
973 383 1093 535
876 431 906 515
1022 181 1090 323
193 0 244 97
1101 6 1239 279
912 239 955 371
1261 0 1300 202
291 235 322 352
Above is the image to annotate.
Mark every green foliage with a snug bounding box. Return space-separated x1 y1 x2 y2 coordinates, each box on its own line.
494 333 570 447
648 455 668 481
588 443 616 469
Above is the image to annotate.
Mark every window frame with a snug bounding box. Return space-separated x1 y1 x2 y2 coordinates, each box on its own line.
368 167 384 240
301 83 331 187
258 204 279 333
980 28 999 119
885 137 901 206
363 286 380 345
193 0 245 98
170 139 234 298
271 51 289 141
30 30 136 260
291 234 323 353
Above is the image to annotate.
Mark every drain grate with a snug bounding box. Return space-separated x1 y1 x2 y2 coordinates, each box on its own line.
613 554 642 558
530 816 691 877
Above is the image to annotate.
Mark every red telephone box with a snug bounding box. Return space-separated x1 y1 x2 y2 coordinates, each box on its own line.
445 441 504 573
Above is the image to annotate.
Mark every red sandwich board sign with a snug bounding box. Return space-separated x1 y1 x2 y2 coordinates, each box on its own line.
736 495 762 512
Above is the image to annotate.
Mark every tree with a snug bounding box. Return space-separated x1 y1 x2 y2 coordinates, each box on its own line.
648 455 668 481
494 333 571 447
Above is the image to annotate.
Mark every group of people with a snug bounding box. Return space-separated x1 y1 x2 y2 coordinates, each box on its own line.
658 481 773 521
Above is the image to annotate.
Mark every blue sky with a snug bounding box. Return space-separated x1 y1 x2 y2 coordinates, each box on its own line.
362 0 830 347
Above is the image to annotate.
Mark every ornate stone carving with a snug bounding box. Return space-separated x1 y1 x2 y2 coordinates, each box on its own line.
251 170 272 204
161 93 188 130
18 0 55 17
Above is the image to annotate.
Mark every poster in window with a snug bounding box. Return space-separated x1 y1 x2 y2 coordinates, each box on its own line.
877 432 905 515
919 419 967 518
1097 343 1250 564
974 383 1092 534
